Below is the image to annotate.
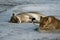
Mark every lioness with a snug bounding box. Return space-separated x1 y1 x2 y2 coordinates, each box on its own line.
9 11 45 23
40 16 60 30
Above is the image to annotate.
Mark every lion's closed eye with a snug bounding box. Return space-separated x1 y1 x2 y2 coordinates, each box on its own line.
44 17 48 21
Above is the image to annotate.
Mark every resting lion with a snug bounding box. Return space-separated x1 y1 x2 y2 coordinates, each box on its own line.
40 16 60 30
9 11 45 23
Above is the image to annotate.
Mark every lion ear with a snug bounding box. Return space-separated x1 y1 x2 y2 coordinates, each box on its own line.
48 17 52 23
12 13 16 16
40 16 43 19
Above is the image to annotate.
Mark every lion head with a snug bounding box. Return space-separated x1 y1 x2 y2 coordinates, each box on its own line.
9 13 20 23
40 16 56 30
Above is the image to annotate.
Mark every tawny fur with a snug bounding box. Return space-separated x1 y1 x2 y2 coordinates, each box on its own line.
40 16 60 30
9 11 45 23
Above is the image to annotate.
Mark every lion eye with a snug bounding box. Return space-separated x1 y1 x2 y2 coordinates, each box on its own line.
44 17 48 21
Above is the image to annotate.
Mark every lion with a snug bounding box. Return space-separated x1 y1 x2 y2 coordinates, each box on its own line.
9 13 32 23
9 11 45 23
39 16 60 31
